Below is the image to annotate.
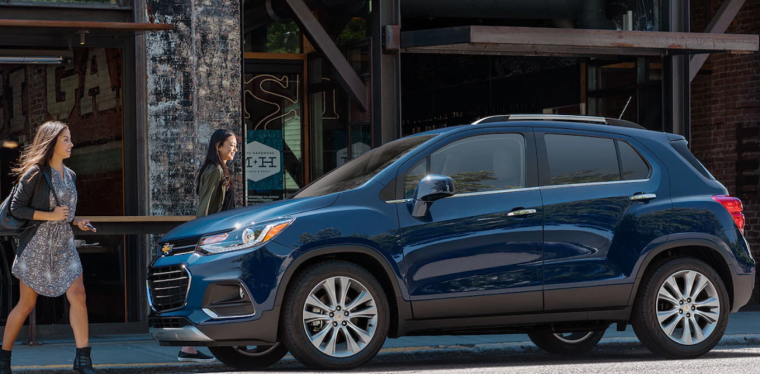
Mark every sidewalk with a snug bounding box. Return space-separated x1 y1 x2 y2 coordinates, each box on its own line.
11 311 760 372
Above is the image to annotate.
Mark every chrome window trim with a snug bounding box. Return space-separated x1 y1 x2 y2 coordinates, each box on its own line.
385 186 539 203
540 178 649 190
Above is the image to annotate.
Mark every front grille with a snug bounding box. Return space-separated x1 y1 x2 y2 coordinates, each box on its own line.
148 265 191 313
159 237 199 257
149 316 191 328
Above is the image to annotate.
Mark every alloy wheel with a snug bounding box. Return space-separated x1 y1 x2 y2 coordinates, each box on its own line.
656 270 720 345
302 276 378 358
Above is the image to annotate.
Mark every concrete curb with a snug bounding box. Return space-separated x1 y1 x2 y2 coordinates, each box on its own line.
15 334 760 373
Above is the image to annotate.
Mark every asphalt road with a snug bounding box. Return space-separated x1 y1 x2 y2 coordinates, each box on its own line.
89 344 760 374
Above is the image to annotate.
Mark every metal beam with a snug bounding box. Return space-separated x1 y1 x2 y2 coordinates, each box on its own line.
371 0 401 145
662 0 690 141
282 0 368 111
689 0 746 82
401 26 759 57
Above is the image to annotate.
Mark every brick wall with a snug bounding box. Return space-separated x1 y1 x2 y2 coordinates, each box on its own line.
691 0 760 300
146 0 242 217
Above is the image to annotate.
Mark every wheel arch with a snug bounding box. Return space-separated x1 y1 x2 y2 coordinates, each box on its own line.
274 245 412 338
628 237 737 312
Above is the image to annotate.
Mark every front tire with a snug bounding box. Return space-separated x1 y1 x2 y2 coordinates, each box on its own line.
209 343 287 370
631 257 729 358
282 261 390 370
528 330 606 355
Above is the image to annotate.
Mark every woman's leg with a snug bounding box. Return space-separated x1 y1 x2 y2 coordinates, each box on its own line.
2 280 38 351
66 275 89 348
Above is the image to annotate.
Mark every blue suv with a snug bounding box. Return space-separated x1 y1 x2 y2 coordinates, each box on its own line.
147 115 755 370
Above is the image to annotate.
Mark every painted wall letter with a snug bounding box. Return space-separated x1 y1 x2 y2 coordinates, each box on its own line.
81 48 117 115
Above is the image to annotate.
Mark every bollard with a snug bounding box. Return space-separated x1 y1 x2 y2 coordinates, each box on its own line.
26 306 40 346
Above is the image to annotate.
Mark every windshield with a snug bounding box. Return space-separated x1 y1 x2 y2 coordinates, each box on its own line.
292 135 435 198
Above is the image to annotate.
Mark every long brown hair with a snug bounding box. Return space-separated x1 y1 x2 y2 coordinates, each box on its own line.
195 129 234 193
12 121 70 181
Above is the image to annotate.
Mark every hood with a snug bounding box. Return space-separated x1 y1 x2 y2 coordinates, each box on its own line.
160 193 340 242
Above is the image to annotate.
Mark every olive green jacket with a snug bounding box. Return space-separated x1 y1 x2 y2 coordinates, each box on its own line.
197 165 227 218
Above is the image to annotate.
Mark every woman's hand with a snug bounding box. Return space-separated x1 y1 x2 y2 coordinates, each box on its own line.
73 218 93 231
50 205 69 221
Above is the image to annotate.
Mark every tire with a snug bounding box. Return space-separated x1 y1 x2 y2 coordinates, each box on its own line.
631 257 730 359
281 261 390 370
209 343 287 370
528 330 606 355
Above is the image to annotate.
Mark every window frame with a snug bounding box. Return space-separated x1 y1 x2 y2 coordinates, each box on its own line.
536 130 653 188
392 127 539 201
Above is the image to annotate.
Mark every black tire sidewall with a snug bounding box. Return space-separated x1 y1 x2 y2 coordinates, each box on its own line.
209 343 287 370
282 261 390 370
528 330 606 355
632 257 730 358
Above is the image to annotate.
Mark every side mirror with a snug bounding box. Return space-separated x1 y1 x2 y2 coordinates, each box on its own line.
411 174 455 217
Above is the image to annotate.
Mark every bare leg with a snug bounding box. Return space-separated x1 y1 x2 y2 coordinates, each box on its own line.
181 347 198 354
2 280 38 351
66 275 89 349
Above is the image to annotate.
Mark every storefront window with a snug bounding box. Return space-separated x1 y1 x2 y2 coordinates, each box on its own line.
244 20 302 54
244 61 305 204
0 47 126 324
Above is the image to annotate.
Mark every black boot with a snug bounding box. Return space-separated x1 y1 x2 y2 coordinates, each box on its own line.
0 349 11 374
73 347 95 374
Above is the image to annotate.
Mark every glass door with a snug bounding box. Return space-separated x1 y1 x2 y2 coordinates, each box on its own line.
244 59 305 204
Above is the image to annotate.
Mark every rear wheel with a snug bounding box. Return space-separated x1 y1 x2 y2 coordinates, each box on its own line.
528 330 606 355
631 257 729 358
282 261 390 370
209 343 287 370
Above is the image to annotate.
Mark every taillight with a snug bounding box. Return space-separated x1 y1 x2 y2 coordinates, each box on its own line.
713 195 745 234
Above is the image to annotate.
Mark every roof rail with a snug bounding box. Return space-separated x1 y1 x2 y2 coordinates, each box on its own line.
471 114 645 129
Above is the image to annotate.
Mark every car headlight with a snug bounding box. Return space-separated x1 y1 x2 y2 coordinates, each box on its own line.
196 217 295 255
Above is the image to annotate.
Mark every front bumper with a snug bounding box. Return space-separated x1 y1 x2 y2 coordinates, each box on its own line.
149 326 213 343
147 241 292 345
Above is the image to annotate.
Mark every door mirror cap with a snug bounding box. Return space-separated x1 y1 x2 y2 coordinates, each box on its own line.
411 175 455 218
414 174 455 202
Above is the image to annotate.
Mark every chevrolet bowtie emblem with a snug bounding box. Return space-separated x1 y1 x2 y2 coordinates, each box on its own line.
161 244 173 256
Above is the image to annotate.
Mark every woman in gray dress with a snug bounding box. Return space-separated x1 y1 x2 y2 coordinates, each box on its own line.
1 121 96 374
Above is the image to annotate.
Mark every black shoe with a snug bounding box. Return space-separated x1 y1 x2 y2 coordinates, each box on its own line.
177 350 216 363
73 347 95 374
0 349 11 374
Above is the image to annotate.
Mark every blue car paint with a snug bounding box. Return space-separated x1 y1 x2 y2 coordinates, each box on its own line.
149 120 755 342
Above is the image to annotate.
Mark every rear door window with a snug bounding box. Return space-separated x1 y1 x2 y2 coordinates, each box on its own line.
545 134 620 185
618 141 650 180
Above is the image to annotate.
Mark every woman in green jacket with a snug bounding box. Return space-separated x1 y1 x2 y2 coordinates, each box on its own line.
178 129 238 362
196 129 238 218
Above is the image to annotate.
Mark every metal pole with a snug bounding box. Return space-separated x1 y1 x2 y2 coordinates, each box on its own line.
26 306 40 346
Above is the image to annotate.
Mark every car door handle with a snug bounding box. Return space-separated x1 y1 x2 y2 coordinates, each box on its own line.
629 193 656 201
507 209 537 217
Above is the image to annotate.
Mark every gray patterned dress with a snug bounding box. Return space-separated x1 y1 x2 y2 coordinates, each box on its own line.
12 167 82 297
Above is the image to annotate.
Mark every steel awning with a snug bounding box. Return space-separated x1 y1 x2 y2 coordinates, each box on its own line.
0 19 173 37
400 26 759 57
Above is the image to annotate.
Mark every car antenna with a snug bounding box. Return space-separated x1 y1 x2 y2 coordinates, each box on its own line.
619 96 633 119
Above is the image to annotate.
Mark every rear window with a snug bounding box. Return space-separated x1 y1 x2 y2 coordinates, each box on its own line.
671 140 715 180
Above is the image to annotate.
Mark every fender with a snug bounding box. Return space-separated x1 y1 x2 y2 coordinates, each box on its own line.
626 234 739 309
271 244 414 337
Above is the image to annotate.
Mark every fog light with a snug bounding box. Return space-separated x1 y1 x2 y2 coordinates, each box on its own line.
202 282 255 319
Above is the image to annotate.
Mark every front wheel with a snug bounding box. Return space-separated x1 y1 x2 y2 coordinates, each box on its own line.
631 257 730 359
209 343 287 370
281 261 390 370
528 330 606 355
